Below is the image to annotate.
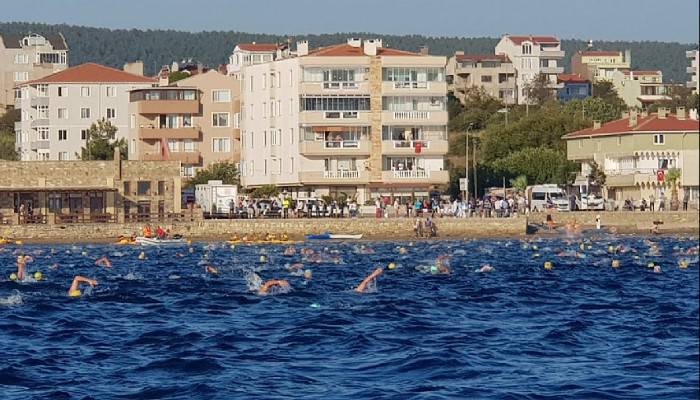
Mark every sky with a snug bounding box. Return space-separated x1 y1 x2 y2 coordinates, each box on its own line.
1 0 698 43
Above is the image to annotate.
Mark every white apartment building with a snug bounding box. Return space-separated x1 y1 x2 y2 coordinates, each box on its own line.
687 49 699 95
0 33 68 114
15 63 154 161
495 35 564 104
239 38 449 203
227 43 282 80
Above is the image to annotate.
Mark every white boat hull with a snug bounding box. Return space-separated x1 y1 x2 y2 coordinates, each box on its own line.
135 237 187 246
329 234 363 240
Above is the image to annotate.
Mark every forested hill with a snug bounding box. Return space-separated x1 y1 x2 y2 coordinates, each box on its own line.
1 21 696 83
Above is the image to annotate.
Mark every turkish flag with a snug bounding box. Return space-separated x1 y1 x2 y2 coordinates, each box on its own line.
415 141 422 154
657 169 665 182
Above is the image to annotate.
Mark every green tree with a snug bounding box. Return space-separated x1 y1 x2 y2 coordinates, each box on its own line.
587 160 606 186
169 71 190 84
510 174 528 193
592 81 627 111
524 73 555 105
489 147 577 185
79 118 126 160
0 109 20 160
666 168 681 210
185 161 240 188
248 184 279 198
564 97 622 123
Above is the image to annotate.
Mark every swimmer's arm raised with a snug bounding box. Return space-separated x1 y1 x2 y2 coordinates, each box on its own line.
355 268 383 293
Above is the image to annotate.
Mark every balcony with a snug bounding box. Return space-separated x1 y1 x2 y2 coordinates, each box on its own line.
381 140 449 155
138 126 201 140
688 66 697 74
136 99 200 114
300 81 369 93
30 141 50 150
382 81 447 94
383 111 448 125
300 170 370 184
298 140 371 156
30 97 49 108
687 81 698 89
30 118 49 128
143 151 201 164
540 66 564 75
299 111 370 125
14 122 22 132
381 169 449 184
540 50 565 58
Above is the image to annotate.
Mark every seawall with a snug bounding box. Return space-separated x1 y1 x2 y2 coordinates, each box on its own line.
526 211 699 234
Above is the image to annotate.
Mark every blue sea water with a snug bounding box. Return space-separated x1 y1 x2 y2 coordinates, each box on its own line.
0 235 698 400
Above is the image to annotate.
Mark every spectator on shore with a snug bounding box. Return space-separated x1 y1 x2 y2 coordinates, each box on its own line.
683 190 689 211
650 194 655 211
414 218 423 238
659 192 666 212
393 198 400 218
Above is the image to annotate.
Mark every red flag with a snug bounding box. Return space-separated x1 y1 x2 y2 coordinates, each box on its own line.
415 141 422 154
161 138 170 160
656 169 665 182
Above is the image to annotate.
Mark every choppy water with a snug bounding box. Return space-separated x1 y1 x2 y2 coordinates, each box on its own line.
1 235 698 399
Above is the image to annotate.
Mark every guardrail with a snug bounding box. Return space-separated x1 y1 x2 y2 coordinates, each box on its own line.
54 213 117 224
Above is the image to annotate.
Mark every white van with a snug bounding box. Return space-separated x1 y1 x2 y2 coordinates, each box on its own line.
526 184 570 212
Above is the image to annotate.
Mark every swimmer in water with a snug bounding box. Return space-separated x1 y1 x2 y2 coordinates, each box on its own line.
258 279 290 295
68 275 97 297
283 246 297 256
355 268 383 293
435 255 451 274
16 255 26 281
95 256 112 268
477 264 494 273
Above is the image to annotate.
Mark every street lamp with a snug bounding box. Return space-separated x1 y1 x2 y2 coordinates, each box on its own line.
465 122 475 201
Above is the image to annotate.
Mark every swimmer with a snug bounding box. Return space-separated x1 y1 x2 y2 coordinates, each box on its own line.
304 269 313 280
355 268 383 293
477 265 494 273
16 255 26 281
287 263 304 272
283 246 297 256
653 265 662 273
95 256 112 268
68 275 97 297
206 265 219 275
258 279 290 295
435 255 451 274
398 247 408 255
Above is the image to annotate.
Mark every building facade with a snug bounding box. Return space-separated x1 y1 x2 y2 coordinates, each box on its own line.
446 53 516 104
495 35 564 105
611 70 670 108
687 49 699 95
556 73 591 102
571 50 631 82
227 43 282 80
0 33 68 114
239 38 449 204
563 107 699 208
15 63 154 161
127 70 241 178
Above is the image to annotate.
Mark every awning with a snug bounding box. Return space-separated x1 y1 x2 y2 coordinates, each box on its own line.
312 126 347 133
0 186 118 193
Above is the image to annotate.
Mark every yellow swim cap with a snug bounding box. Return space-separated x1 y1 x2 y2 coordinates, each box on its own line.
138 252 146 260
259 255 267 263
647 262 655 268
69 290 81 298
544 261 553 270
388 262 397 270
612 260 620 268
34 271 43 281
679 261 689 269
9 273 17 281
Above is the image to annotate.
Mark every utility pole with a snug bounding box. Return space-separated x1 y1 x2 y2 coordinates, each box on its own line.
465 123 473 201
473 131 478 198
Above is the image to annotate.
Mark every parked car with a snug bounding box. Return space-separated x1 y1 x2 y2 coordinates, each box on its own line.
526 184 570 212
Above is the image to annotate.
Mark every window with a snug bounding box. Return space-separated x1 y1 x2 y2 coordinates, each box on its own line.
212 112 230 127
653 134 665 145
481 75 493 83
107 108 116 119
183 139 195 152
233 113 240 128
106 86 116 97
14 72 29 81
522 44 532 55
182 114 192 127
289 99 294 115
130 114 136 129
289 69 293 86
58 86 67 97
37 84 49 97
37 127 50 141
212 90 231 102
290 157 294 173
168 139 179 153
57 108 68 119
271 129 281 146
81 129 89 140
249 104 254 120
262 74 266 89
130 139 136 154
248 131 254 148
289 128 294 144
14 54 29 64
38 150 50 160
48 194 62 212
181 165 195 178
249 161 254 176
137 181 152 195
158 181 166 195
301 96 371 111
58 151 69 160
212 138 231 152
263 159 268 175
249 76 254 92
81 108 91 119
81 87 91 97
58 129 67 141
263 130 268 147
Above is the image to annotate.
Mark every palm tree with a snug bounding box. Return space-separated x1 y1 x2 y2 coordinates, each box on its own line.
666 168 681 211
510 174 528 194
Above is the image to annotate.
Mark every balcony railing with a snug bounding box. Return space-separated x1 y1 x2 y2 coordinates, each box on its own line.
392 170 430 179
393 111 430 120
325 111 359 119
323 81 359 90
605 168 656 176
324 140 360 149
324 170 360 179
393 81 429 89
392 140 430 149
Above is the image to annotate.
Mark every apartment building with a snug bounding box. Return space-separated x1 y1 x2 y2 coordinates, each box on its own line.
15 63 154 161
687 49 699 95
556 73 591 102
0 33 68 114
127 70 241 178
239 38 449 203
611 70 670 108
495 35 564 105
563 107 699 206
446 53 516 104
571 50 631 82
227 43 282 79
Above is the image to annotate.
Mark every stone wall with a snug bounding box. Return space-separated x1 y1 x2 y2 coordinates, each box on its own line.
527 211 699 233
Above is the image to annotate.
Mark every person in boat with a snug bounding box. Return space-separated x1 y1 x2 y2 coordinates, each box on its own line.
95 256 112 268
355 268 383 293
258 279 290 295
156 226 166 239
143 225 153 238
68 276 97 297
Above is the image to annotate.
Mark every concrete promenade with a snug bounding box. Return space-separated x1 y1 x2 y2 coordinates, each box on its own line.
2 211 697 243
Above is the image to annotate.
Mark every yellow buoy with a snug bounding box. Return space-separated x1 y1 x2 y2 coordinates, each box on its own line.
679 260 689 269
138 251 146 260
34 271 43 281
544 261 553 270
9 273 17 281
15 240 23 245
612 260 620 268
647 262 655 268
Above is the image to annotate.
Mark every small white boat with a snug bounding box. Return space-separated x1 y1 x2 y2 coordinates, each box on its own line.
329 234 363 240
135 236 188 246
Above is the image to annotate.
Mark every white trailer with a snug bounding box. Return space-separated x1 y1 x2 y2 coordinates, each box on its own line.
195 180 238 216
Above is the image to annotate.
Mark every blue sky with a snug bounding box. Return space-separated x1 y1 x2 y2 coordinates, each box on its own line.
2 0 698 43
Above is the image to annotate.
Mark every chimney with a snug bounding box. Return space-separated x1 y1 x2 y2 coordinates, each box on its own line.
624 49 631 63
658 107 668 119
593 120 601 130
455 50 464 56
296 40 308 57
420 45 429 56
628 110 638 127
676 107 686 120
690 108 698 120
123 61 144 76
347 38 361 48
158 66 170 86
363 38 382 56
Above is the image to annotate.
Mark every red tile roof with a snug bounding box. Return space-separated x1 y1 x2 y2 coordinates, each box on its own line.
24 63 155 85
563 113 699 139
557 73 589 83
623 70 662 76
580 51 622 56
506 35 560 45
308 43 420 57
456 54 511 63
237 43 280 52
